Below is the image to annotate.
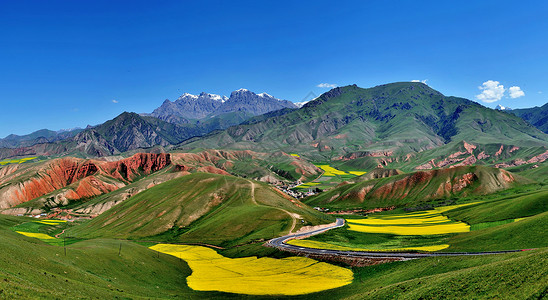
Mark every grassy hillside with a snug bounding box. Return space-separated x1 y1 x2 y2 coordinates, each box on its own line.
508 102 548 133
447 211 548 252
304 166 528 210
67 173 330 247
305 248 547 299
0 215 204 299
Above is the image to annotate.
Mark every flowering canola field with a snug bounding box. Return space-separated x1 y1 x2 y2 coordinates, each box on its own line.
0 156 37 166
149 244 353 295
287 239 449 252
16 231 56 239
317 165 348 176
346 203 476 235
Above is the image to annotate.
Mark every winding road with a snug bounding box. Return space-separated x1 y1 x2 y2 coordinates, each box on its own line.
267 218 528 259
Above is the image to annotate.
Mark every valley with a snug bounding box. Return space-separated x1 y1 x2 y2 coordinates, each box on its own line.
1 82 547 299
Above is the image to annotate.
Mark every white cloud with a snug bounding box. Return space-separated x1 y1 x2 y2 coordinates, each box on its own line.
317 83 337 88
112 99 119 103
538 91 542 94
508 86 525 98
476 80 506 103
411 79 428 84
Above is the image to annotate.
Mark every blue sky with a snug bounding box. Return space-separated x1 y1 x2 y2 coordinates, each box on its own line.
1 0 547 137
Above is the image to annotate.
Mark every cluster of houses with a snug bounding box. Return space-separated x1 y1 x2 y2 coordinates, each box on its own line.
275 181 319 199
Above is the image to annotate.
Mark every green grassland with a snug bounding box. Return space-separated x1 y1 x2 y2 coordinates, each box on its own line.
303 248 547 300
1 148 547 298
66 173 331 249
3 211 547 299
298 179 548 254
0 215 208 299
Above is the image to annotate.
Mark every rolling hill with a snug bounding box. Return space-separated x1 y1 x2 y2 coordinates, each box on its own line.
67 173 330 247
0 149 321 217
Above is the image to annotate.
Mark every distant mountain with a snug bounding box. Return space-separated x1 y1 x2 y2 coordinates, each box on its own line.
179 82 548 161
0 112 210 159
495 104 511 111
0 128 83 148
212 89 297 116
507 103 548 133
150 89 297 123
150 92 227 122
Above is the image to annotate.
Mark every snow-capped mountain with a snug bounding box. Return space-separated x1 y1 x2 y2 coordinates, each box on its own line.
150 89 297 122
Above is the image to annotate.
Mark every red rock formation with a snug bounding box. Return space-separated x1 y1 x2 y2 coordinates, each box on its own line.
101 153 171 182
477 151 490 160
337 151 394 161
452 155 477 167
463 141 476 154
495 145 504 156
0 153 171 209
495 150 548 168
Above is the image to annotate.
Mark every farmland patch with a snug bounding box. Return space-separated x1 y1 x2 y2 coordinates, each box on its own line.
150 243 353 295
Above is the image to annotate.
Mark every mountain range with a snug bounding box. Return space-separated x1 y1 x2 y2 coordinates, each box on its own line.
1 83 547 171
0 89 298 157
148 89 297 123
506 103 548 134
179 82 548 160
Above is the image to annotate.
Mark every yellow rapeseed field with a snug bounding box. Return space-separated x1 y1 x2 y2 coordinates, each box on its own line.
34 220 67 225
348 171 367 176
0 156 37 165
290 153 300 157
346 203 477 235
287 239 449 252
150 244 353 295
347 222 470 235
317 165 348 176
16 231 55 239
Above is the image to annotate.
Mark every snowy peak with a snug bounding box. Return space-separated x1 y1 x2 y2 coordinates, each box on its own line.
294 101 309 108
495 104 512 111
179 93 199 100
176 92 228 103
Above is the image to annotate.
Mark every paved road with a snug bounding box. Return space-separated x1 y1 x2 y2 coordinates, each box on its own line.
267 218 528 259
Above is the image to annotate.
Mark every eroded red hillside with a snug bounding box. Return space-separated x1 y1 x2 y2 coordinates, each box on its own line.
0 153 171 209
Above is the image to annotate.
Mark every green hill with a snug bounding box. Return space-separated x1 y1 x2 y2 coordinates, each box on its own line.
0 215 203 299
67 173 329 247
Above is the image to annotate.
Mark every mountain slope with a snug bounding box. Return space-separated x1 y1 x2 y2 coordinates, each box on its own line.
178 82 548 161
0 112 209 159
67 173 329 246
507 103 548 133
304 166 529 210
